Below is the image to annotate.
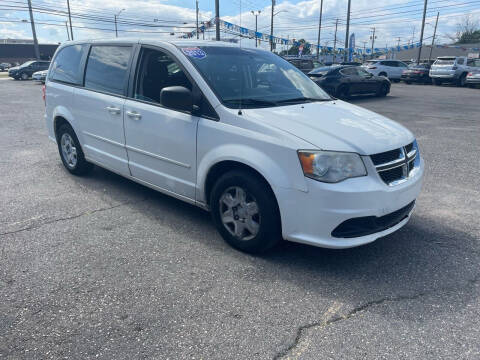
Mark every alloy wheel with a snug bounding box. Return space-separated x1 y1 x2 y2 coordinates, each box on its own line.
219 186 260 241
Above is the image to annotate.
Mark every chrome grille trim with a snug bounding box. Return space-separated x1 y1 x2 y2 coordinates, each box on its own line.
371 143 418 186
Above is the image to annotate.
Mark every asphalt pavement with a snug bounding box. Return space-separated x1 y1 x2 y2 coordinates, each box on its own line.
1 79 479 359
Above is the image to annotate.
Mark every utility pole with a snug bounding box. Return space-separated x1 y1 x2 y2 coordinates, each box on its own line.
344 0 351 62
65 21 70 40
215 0 220 41
27 0 40 59
316 0 323 59
333 19 338 63
251 10 261 47
362 40 367 62
370 27 376 59
417 0 428 64
270 0 275 51
196 0 199 39
114 9 125 38
66 0 74 40
428 12 439 64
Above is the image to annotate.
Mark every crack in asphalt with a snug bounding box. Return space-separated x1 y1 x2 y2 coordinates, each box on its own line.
0 198 147 237
274 275 480 360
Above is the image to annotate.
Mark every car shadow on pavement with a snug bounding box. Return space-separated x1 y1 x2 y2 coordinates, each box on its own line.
76 166 478 324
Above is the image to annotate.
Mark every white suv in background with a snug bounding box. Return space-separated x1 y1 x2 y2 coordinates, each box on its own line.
44 39 424 253
363 60 409 81
429 56 474 86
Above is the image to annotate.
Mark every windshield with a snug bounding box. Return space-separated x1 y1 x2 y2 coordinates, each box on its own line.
181 46 331 108
434 59 455 65
408 64 429 69
20 61 35 68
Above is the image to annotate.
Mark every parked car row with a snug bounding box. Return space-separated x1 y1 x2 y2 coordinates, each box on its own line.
8 60 50 80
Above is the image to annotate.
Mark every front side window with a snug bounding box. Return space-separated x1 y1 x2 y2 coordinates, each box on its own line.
356 68 372 77
182 47 331 108
340 67 356 76
50 45 86 85
134 48 192 104
84 45 132 96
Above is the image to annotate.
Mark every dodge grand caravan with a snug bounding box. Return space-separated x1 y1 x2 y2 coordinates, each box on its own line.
44 39 424 253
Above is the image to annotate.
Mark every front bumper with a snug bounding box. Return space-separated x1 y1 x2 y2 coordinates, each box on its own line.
275 157 424 249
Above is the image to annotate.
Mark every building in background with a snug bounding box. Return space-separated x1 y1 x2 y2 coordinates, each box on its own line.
0 39 59 65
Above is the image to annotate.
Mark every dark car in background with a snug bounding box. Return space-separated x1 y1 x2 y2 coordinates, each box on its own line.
8 60 50 80
0 62 11 71
286 58 323 74
401 63 432 84
308 65 390 99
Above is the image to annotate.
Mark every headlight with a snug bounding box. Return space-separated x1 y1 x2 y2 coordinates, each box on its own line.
298 150 367 183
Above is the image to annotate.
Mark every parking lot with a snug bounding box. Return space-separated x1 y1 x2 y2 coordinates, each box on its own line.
1 78 479 359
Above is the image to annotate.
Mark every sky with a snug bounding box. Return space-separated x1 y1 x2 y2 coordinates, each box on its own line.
0 0 479 51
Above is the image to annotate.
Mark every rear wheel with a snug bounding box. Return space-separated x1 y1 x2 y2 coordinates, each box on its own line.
210 170 281 254
457 73 467 87
57 123 93 175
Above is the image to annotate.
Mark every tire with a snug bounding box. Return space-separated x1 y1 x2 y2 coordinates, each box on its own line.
57 123 93 175
210 170 281 254
21 72 28 80
376 82 389 97
392 79 400 83
405 81 412 85
433 79 442 86
456 73 467 87
336 85 350 99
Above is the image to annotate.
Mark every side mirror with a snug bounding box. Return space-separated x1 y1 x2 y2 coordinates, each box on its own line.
160 86 193 112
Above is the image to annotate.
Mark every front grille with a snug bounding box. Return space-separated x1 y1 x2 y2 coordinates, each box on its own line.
371 142 417 186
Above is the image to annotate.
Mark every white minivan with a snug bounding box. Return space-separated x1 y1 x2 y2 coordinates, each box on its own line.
44 39 424 253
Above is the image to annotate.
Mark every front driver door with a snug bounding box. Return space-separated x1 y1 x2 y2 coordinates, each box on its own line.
124 46 199 201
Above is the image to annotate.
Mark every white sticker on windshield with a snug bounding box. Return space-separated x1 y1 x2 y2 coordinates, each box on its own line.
181 47 206 59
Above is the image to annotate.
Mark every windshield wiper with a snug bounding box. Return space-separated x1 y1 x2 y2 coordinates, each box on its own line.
276 97 332 104
223 98 278 107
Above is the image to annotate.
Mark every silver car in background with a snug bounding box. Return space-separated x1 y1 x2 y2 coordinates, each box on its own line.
32 70 48 83
429 56 475 86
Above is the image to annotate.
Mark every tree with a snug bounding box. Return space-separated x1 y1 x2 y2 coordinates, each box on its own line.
279 39 311 56
448 15 480 44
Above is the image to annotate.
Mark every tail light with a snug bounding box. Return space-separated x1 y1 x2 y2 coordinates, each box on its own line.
467 72 473 76
42 84 46 106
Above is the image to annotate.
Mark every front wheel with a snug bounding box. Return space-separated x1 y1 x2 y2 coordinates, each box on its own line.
210 170 281 253
21 73 28 80
376 82 389 97
336 85 350 99
57 123 93 175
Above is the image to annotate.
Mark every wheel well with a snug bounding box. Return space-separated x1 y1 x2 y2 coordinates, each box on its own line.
204 161 275 207
54 116 71 141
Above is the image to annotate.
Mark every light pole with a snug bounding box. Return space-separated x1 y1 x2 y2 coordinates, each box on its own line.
251 10 261 47
114 8 125 38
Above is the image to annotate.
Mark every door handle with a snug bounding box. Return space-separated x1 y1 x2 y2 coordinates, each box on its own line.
106 106 121 114
126 110 142 120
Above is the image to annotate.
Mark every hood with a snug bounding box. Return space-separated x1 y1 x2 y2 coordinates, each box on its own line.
243 100 414 155
9 66 19 72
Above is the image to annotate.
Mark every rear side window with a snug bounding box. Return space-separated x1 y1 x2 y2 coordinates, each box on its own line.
84 45 132 96
50 45 85 85
457 58 464 65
